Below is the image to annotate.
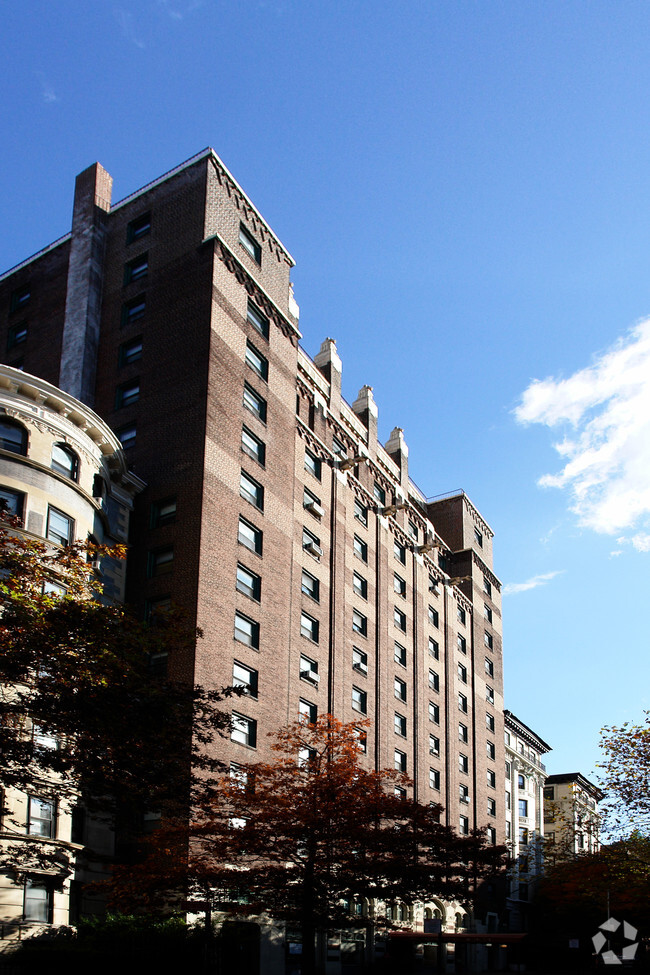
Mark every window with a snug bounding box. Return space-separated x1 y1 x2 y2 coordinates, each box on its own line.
486 740 496 760
24 881 52 923
485 657 494 678
233 661 258 698
487 826 497 845
457 634 467 654
460 784 470 803
504 730 511 745
459 815 469 835
458 723 468 743
301 612 319 643
10 284 30 312
300 654 319 684
0 487 25 519
352 609 367 637
28 797 55 838
301 569 319 601
428 669 439 692
145 596 171 625
231 712 257 748
150 497 176 528
430 768 440 790
352 686 367 714
394 642 407 667
299 699 317 725
428 637 439 659
429 575 439 595
518 774 526 790
122 294 146 326
506 791 511 810
245 341 268 381
124 253 148 284
119 335 143 367
373 482 386 505
459 753 469 774
506 761 512 777
394 712 407 737
518 881 529 902
395 749 407 772
303 527 322 559
243 383 267 422
353 571 367 599
505 820 511 839
238 516 262 555
429 734 440 756
486 712 495 732
0 419 27 455
457 606 466 625
394 573 406 597
544 785 555 801
303 487 323 517
486 686 495 704
127 212 151 243
7 321 27 349
353 535 368 562
485 632 493 650
242 426 266 465
487 770 496 789
240 224 262 264
236 563 261 601
46 506 73 546
457 663 467 683
240 470 264 510
519 799 528 817
116 379 140 408
394 677 406 702
428 606 439 627
117 423 136 448
458 692 468 713
484 576 492 597
234 612 259 649
429 702 440 724
394 786 406 800
332 436 347 458
304 448 322 480
394 607 406 631
519 827 529 846
474 526 483 547
484 604 493 624
354 499 368 526
394 541 406 564
352 646 368 674
247 300 269 339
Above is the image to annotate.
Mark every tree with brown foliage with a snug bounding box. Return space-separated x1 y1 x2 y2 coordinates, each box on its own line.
599 712 650 840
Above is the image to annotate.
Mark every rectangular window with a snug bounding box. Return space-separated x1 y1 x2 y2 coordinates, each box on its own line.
457 634 467 654
457 663 467 683
394 712 407 737
459 723 468 743
332 436 347 458
457 606 466 625
519 798 528 817
484 634 494 653
119 335 143 366
429 702 440 724
518 773 526 789
505 821 511 839
242 426 266 466
394 573 406 597
122 294 146 326
127 212 151 243
299 699 317 724
408 520 418 541
303 487 323 518
234 612 259 649
124 253 148 284
243 383 267 422
231 712 257 748
233 661 258 698
28 797 55 838
394 677 406 702
459 815 469 835
117 423 136 449
394 541 406 565
395 749 407 772
487 740 496 760
488 798 496 817
458 692 468 713
304 448 322 480
459 753 469 774
240 224 262 264
353 571 367 599
506 761 512 778
354 535 368 562
373 482 386 505
393 607 406 632
24 881 52 923
238 516 262 555
300 611 319 643
46 506 73 546
428 606 439 627
300 654 319 684
10 284 30 313
302 527 322 559
236 563 261 601
428 637 439 659
301 569 319 602
487 770 496 789
0 487 25 519
484 604 493 624
247 300 269 338
354 498 368 526
486 713 495 732
245 341 268 381
429 574 440 595
486 686 495 704
7 322 27 349
485 657 494 678
474 527 483 547
429 734 440 756
116 379 140 408
506 791 511 810
352 686 367 714
544 785 555 801
240 470 264 510
352 609 367 637
428 669 439 692
460 784 470 803
484 576 492 597
352 646 368 674
394 642 407 667
430 768 441 791
519 827 529 845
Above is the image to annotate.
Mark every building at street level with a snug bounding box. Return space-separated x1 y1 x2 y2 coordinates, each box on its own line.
0 150 507 936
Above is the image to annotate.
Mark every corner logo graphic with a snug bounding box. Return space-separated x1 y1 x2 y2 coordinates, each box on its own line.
592 917 638 965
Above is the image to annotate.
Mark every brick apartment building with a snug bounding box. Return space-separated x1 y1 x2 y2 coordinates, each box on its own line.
0 149 507 908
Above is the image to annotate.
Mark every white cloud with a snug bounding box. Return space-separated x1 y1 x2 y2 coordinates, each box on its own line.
514 319 650 544
37 72 59 104
115 8 146 48
503 570 564 596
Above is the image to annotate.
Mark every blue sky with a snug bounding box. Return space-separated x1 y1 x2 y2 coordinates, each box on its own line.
2 0 650 781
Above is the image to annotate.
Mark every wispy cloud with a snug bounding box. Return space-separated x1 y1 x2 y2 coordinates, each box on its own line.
514 319 650 546
156 0 204 19
115 8 146 48
37 72 59 104
503 570 564 596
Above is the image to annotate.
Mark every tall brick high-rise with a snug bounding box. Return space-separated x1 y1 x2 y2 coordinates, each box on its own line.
0 149 507 932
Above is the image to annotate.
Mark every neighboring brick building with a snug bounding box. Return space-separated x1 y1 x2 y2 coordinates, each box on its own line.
543 772 603 860
0 150 508 932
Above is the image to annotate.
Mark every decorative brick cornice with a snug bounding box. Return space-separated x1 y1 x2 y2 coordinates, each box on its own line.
472 551 502 593
296 419 331 462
